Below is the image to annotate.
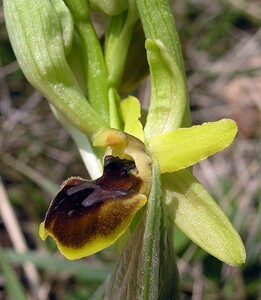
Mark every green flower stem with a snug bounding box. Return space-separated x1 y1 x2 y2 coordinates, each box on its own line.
64 0 110 123
105 1 139 88
136 0 190 138
105 159 179 299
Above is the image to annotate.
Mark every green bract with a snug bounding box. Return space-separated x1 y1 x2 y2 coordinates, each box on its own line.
4 0 108 137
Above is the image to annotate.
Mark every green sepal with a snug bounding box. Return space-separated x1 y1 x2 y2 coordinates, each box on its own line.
144 39 187 139
105 159 179 300
162 169 246 266
149 119 238 173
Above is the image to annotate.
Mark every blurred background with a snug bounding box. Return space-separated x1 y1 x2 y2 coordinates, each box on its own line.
0 0 260 299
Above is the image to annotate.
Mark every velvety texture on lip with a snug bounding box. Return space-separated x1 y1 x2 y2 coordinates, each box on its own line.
43 156 142 249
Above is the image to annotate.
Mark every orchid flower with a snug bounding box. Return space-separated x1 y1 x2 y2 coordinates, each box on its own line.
4 0 245 298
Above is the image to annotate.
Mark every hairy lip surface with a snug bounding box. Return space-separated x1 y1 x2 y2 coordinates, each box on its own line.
44 155 142 248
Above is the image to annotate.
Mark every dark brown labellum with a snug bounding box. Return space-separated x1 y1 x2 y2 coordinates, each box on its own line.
44 156 142 249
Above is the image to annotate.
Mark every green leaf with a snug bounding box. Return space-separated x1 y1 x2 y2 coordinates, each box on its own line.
149 119 238 173
0 247 26 300
105 159 179 299
144 39 188 139
2 248 109 282
162 169 246 266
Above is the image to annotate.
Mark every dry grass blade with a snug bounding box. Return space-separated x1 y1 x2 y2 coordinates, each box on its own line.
0 178 41 300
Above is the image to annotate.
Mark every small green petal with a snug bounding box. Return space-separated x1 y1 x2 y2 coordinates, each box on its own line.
120 96 144 142
149 119 238 173
162 170 246 266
